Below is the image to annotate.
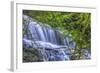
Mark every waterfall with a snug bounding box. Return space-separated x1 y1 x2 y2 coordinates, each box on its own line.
23 15 90 61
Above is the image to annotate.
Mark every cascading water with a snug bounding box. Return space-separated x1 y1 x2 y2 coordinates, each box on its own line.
23 15 90 61
23 15 75 61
